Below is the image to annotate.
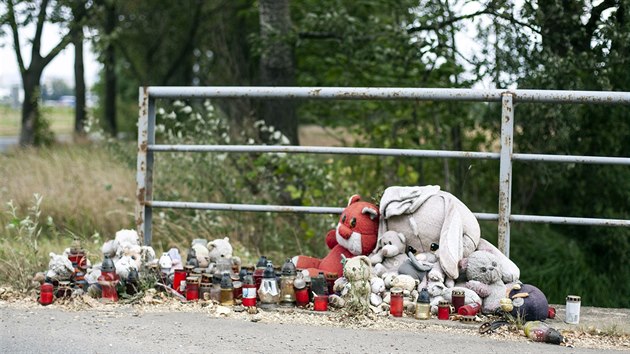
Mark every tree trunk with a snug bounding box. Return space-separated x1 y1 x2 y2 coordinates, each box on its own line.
258 0 298 144
73 27 87 137
19 74 40 147
104 1 117 136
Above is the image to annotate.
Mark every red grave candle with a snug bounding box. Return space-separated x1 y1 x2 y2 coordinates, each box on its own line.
438 301 452 320
313 295 328 311
389 288 404 317
39 283 54 305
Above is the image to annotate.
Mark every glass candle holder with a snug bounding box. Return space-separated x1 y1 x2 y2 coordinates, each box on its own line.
220 272 234 305
258 263 280 309
313 295 328 311
39 283 54 305
458 302 481 316
242 272 257 307
389 288 404 317
186 276 200 301
565 295 581 324
451 289 465 312
438 301 452 320
173 269 187 294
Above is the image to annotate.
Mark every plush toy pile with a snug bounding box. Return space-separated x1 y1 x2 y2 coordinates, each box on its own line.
293 186 552 321
33 229 244 304
34 185 552 325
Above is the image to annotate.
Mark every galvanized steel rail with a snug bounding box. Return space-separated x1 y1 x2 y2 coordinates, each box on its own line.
136 87 630 257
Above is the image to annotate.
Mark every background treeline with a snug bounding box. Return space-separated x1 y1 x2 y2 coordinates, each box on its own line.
1 0 628 307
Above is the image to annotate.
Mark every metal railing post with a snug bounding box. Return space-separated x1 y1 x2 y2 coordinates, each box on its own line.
498 93 515 256
136 88 148 244
136 87 156 246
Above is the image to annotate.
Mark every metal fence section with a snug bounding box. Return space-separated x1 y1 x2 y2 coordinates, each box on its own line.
136 87 630 256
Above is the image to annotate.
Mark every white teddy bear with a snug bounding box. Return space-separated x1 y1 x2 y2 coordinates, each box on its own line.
369 277 386 307
369 231 408 277
46 252 74 281
207 237 241 270
192 243 210 268
114 255 138 280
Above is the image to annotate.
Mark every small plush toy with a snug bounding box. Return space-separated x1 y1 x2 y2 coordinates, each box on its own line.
399 247 434 282
294 195 379 277
387 274 419 313
370 277 386 307
341 255 373 314
101 229 149 269
114 255 137 280
506 283 550 321
166 247 183 270
369 231 408 277
192 243 210 268
207 237 241 270
46 252 74 281
462 250 507 313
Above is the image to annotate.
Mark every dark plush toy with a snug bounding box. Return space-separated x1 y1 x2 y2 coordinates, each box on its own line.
508 283 549 321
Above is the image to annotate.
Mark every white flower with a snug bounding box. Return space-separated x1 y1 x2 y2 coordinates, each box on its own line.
280 136 290 145
173 100 184 107
180 106 193 114
272 131 282 140
157 108 166 115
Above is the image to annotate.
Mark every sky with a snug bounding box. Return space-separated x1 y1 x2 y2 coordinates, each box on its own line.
0 1 497 95
0 22 100 93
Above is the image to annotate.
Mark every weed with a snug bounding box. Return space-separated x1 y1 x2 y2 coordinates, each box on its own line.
0 195 47 291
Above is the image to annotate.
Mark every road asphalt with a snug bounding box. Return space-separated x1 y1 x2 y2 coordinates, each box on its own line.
1 304 626 354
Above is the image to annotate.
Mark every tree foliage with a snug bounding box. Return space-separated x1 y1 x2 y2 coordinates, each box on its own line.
2 0 85 146
476 0 630 307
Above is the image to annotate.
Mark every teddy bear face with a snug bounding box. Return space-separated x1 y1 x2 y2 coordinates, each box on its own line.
370 277 386 294
380 231 406 258
343 256 372 282
207 237 233 262
115 229 140 246
192 243 210 268
466 251 502 285
335 195 379 256
390 274 417 292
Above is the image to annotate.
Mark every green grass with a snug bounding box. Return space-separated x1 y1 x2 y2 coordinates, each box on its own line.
0 104 74 136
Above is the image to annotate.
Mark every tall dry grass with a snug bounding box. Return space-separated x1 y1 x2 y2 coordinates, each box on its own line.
0 144 136 238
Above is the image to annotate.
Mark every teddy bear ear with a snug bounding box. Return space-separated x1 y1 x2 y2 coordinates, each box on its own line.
362 207 378 220
347 195 361 206
397 232 406 244
358 255 372 268
223 237 230 243
207 241 216 251
340 254 347 266
459 257 469 271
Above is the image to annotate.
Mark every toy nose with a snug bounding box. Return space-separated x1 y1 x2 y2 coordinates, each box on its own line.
338 224 352 239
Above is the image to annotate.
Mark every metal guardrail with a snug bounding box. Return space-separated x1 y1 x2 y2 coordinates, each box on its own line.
136 87 630 257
